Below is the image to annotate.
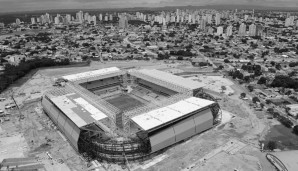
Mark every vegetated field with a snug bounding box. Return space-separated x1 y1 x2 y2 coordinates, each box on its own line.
263 124 298 150
106 94 144 111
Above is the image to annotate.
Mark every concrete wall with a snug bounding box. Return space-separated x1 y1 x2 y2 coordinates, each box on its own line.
41 96 80 150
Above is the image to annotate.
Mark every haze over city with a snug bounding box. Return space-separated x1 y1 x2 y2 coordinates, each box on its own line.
0 0 298 12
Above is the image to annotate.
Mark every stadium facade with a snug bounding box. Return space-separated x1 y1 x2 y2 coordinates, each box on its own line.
41 67 221 163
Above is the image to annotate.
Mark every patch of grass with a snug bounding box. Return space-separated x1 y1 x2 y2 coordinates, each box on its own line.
263 125 298 150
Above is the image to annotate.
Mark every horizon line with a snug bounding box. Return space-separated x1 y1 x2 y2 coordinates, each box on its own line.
1 4 298 15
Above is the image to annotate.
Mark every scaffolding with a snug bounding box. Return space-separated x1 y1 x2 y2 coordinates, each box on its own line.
78 131 151 164
194 90 222 125
73 71 126 84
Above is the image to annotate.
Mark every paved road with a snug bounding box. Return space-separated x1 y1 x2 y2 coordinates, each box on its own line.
194 48 217 68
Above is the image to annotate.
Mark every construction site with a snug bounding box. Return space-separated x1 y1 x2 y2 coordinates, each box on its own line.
42 66 221 164
0 61 278 171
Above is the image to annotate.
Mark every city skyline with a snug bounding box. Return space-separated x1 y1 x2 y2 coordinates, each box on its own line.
1 0 298 13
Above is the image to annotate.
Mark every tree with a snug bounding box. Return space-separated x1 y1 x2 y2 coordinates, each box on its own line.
257 77 267 84
177 56 183 60
243 76 250 83
267 141 277 151
240 93 246 98
218 65 224 70
266 99 271 104
275 63 282 70
247 54 255 61
126 44 131 48
271 75 298 89
224 59 230 63
252 97 260 103
221 86 227 93
279 116 293 128
293 125 298 135
247 85 254 92
267 108 274 114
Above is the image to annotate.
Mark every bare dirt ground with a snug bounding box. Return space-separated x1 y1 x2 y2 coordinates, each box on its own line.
0 61 276 171
187 75 235 95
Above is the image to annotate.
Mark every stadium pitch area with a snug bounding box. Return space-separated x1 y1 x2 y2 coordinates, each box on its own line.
105 94 144 111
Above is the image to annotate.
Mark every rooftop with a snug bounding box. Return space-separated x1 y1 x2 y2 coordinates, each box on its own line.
62 67 120 82
133 69 204 91
50 93 107 128
131 97 214 131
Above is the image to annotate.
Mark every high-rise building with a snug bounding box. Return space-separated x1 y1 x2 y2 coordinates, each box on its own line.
249 24 256 36
208 27 214 34
244 15 249 21
215 13 221 25
31 18 36 25
16 18 21 25
54 16 60 25
217 26 223 35
84 13 90 21
171 15 175 23
92 15 97 25
76 11 84 23
226 25 233 37
99 14 103 21
256 24 264 37
66 14 72 23
206 14 212 24
176 9 180 16
119 15 128 29
238 23 246 36
200 19 206 31
188 14 192 23
176 15 180 23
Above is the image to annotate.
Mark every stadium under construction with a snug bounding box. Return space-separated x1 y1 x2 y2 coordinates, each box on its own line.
41 67 221 163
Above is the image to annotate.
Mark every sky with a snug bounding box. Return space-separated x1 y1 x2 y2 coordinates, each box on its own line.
0 0 298 13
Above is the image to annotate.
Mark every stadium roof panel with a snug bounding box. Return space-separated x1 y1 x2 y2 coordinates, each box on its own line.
50 93 107 128
131 97 214 131
137 69 204 91
62 67 120 81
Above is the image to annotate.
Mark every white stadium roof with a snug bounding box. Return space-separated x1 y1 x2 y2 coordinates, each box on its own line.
50 93 107 128
62 67 120 82
136 69 204 91
131 97 214 131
